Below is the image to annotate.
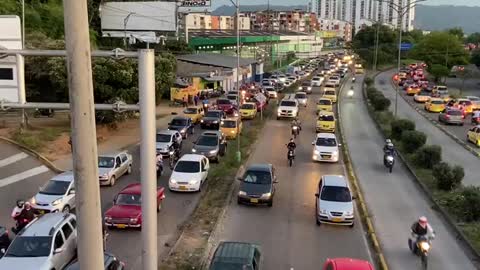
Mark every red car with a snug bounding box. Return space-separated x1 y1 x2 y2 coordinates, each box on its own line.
104 183 165 229
323 258 375 270
216 98 236 114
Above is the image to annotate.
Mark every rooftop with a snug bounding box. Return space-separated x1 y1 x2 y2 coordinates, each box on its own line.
323 175 347 187
245 163 272 172
179 154 205 162
177 53 256 69
51 171 75 182
188 29 312 38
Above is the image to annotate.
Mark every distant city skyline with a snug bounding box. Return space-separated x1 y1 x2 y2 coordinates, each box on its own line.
211 0 480 9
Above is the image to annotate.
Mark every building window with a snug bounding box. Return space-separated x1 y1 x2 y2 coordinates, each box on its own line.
0 68 14 80
360 0 365 19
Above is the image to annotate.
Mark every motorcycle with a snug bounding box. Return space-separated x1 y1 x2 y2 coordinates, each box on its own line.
287 148 295 167
156 159 164 177
0 226 11 258
352 77 356 83
11 200 35 234
384 153 394 173
291 125 299 138
33 108 55 118
169 147 180 169
347 86 354 98
409 235 432 270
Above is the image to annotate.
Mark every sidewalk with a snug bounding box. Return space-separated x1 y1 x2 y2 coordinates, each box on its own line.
53 103 186 171
340 76 475 270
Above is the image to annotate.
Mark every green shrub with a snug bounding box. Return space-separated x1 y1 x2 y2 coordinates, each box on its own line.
390 118 415 140
401 130 427 153
433 162 464 191
372 96 391 111
367 87 380 100
460 186 480 222
364 77 374 86
414 145 442 169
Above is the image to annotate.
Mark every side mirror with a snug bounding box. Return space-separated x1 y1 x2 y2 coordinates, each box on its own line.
312 141 315 145
53 248 64 254
315 193 319 197
68 189 76 195
115 163 121 168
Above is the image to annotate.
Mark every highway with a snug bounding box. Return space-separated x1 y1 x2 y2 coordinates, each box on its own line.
213 83 372 269
341 75 476 270
375 70 480 186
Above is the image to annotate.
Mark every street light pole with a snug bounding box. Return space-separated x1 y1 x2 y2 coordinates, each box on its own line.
230 0 241 162
63 0 104 269
124 12 135 49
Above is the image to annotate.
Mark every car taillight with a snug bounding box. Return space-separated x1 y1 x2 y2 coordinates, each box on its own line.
445 114 450 119
462 114 465 119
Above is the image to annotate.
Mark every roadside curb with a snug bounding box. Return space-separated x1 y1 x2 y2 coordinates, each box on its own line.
385 70 480 159
337 75 389 270
368 71 480 268
0 135 64 173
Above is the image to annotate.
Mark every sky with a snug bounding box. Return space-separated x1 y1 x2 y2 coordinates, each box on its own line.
211 0 480 9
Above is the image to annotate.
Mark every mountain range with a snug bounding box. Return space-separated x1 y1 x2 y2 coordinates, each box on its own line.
212 4 480 34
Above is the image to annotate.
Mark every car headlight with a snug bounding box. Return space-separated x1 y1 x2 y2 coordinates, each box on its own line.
231 130 235 133
320 208 327 214
200 120 204 123
420 241 430 251
105 216 112 222
314 150 319 155
213 120 219 124
101 173 108 178
277 108 281 113
346 211 354 216
129 217 138 223
210 149 218 154
51 198 62 206
333 151 338 156
261 192 272 199
308 87 312 90
238 191 247 196
298 86 302 90
192 148 197 153
30 197 36 204
189 180 198 185
180 129 186 134
170 179 177 184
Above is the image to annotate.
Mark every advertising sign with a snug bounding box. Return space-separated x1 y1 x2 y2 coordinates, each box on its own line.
180 0 211 7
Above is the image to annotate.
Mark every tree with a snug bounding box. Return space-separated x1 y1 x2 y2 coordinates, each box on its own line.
460 186 480 222
390 119 415 140
471 49 480 67
414 145 442 169
428 64 450 82
409 32 469 69
466 32 480 45
352 24 397 67
433 162 464 191
447 27 465 41
401 130 427 153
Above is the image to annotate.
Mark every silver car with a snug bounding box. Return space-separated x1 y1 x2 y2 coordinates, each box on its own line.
98 151 133 186
438 109 464 125
0 213 77 270
192 131 227 162
295 92 308 107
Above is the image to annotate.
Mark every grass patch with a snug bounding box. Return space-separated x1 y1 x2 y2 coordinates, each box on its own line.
10 126 69 152
461 224 480 253
160 106 272 270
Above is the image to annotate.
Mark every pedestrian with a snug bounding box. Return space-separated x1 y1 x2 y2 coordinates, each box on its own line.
194 94 199 106
182 95 187 107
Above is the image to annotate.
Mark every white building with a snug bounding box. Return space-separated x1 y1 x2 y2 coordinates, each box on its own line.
315 0 415 33
318 19 353 41
0 15 22 103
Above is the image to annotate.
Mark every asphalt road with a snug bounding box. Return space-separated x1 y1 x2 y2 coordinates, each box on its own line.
213 83 372 270
341 75 476 270
375 70 479 186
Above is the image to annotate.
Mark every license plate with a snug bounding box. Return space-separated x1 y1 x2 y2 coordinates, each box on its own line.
116 224 127 229
179 186 187 190
38 210 45 215
250 198 259 203
332 217 342 222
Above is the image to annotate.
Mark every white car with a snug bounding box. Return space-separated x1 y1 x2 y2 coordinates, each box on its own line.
156 129 182 157
265 86 277 98
31 171 76 214
315 175 354 227
226 94 239 106
312 133 340 162
98 151 133 186
169 154 210 192
329 76 341 86
283 80 292 87
277 74 287 83
287 76 297 83
312 76 324 86
294 91 308 107
277 98 299 119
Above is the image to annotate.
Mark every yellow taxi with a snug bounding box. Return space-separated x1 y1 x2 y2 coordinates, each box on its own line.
424 98 445 113
239 102 257 120
220 117 243 139
183 107 204 124
323 89 337 103
456 98 474 114
413 91 431 103
406 84 421 96
316 111 336 133
316 98 333 113
467 125 480 147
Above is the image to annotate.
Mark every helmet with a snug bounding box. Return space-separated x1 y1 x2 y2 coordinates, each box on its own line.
16 200 25 208
24 202 31 208
386 139 392 144
419 216 428 226
290 138 294 142
387 143 394 148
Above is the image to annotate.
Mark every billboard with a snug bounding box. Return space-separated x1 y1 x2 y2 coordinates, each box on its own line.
180 0 211 7
100 2 176 32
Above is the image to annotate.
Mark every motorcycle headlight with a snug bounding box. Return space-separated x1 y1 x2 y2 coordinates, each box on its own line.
192 148 197 153
238 191 247 196
200 120 204 123
420 241 430 251
231 130 235 133
51 199 62 206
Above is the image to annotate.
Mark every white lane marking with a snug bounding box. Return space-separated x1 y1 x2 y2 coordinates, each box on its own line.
0 152 28 168
0 165 49 188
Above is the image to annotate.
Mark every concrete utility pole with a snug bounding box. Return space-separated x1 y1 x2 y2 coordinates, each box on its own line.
230 0 241 162
63 0 104 269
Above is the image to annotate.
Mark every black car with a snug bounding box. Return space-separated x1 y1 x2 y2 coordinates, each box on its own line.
237 164 277 207
64 253 125 270
168 116 194 139
201 110 226 129
0 226 10 258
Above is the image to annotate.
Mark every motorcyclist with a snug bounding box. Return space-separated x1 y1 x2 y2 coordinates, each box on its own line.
383 139 396 155
170 140 181 160
352 77 356 82
409 216 435 252
287 138 296 153
291 118 302 131
13 202 35 233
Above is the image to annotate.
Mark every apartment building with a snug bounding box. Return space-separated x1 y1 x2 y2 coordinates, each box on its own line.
241 10 318 33
318 19 353 41
181 13 249 31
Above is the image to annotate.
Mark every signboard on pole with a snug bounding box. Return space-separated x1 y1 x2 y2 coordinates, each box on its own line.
400 42 413 51
180 0 211 7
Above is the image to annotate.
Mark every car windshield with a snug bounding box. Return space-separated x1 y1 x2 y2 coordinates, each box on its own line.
39 180 70 196
171 119 188 126
459 101 472 105
280 101 297 107
331 76 339 80
295 93 307 99
221 120 237 128
241 104 255 110
217 99 230 105
206 111 221 118
184 108 197 114
156 134 172 143
325 90 335 95
431 100 444 105
98 157 115 168
242 170 271 184
174 160 200 173
321 186 351 202
316 137 337 146
318 99 331 105
302 82 311 86
319 115 335 121
197 136 218 146
227 96 237 100
116 193 141 206
5 236 52 257
448 110 462 115
312 77 320 81
325 84 335 88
